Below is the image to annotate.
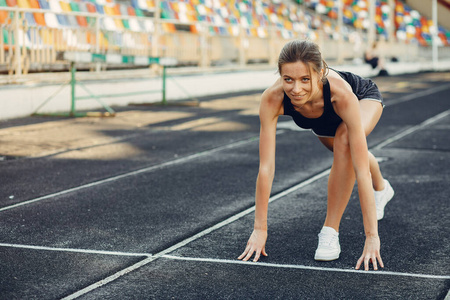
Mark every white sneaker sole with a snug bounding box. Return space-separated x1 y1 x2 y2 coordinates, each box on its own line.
314 250 340 261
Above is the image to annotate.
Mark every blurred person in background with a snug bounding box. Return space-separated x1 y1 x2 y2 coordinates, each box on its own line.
364 41 389 76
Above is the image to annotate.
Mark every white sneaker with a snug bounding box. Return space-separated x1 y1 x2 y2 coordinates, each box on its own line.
314 226 340 261
375 179 395 220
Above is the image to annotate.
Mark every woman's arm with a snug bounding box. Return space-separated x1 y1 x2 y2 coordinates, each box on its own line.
238 81 282 262
333 85 383 271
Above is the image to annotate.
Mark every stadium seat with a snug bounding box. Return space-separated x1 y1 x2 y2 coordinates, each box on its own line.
59 0 79 27
0 0 13 24
28 0 46 26
48 0 70 27
17 0 37 27
5 0 17 7
69 2 88 27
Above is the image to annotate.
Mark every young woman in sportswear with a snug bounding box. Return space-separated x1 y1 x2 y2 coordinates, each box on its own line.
237 40 394 271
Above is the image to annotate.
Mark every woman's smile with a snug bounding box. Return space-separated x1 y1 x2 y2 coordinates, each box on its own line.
291 93 307 98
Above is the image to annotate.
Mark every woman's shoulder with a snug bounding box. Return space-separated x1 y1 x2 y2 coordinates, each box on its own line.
258 78 285 118
261 78 285 113
327 70 358 111
327 69 354 98
263 78 284 100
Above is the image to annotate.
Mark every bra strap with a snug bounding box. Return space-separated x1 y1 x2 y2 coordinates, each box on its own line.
322 79 332 109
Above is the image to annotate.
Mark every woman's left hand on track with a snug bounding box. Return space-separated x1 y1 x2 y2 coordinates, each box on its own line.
355 234 384 271
237 228 268 262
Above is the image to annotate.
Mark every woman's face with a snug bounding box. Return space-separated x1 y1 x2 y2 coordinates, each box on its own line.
280 61 322 106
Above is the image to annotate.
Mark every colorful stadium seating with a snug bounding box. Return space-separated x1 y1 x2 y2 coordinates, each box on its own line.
303 0 449 45
1 0 449 47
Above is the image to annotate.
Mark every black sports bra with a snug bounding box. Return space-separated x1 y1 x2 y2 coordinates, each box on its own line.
283 79 343 137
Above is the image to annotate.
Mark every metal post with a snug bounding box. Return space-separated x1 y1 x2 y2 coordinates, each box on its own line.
13 8 21 76
162 65 167 105
70 62 76 116
432 0 438 69
368 0 376 46
337 0 344 64
200 25 209 68
95 15 101 72
388 0 395 44
239 25 246 67
152 0 160 65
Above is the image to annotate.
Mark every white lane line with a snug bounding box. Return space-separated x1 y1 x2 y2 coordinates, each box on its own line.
2 82 448 214
163 255 450 280
61 167 331 300
373 109 450 150
386 83 450 107
153 168 331 259
0 243 151 257
0 135 262 213
26 107 448 298
8 84 450 299
60 102 449 298
445 288 450 300
62 256 158 300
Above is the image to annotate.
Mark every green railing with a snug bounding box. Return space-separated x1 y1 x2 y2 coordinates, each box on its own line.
32 53 178 117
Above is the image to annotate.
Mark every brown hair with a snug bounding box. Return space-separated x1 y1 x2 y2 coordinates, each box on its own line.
278 40 328 83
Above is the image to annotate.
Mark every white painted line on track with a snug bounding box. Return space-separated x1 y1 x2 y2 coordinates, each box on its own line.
0 242 151 257
153 168 331 260
162 255 450 280
445 288 450 300
7 83 450 299
61 167 331 300
62 256 159 300
373 109 450 150
2 82 448 214
60 105 450 298
0 134 265 213
386 83 450 107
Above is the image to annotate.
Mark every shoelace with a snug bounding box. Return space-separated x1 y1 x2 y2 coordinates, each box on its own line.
318 232 338 247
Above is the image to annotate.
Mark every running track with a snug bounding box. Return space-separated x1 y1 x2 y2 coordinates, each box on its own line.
0 72 449 299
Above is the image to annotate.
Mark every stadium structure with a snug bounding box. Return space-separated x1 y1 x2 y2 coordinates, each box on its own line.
0 0 449 77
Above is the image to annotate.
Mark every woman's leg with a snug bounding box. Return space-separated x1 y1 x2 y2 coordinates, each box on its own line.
323 127 355 231
318 100 384 231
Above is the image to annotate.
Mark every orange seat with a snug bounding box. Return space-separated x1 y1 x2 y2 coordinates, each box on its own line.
127 6 136 16
86 2 96 13
0 11 9 24
29 0 46 26
6 0 17 7
162 22 176 33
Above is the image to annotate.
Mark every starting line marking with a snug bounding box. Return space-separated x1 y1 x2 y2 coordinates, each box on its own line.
59 103 450 298
0 242 151 257
162 255 450 280
61 167 331 299
2 241 448 285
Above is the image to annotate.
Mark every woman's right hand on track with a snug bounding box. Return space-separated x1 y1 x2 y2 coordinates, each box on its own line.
237 228 268 262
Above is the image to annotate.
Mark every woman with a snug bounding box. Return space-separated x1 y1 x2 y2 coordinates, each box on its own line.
238 40 394 271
